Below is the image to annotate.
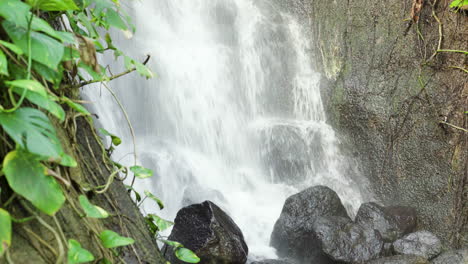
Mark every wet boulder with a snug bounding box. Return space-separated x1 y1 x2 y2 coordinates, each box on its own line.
355 202 416 242
367 255 430 264
431 249 468 264
313 216 384 263
163 201 248 264
393 231 442 260
270 186 349 263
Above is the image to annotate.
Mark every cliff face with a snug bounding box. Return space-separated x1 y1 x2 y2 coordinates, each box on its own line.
290 0 467 247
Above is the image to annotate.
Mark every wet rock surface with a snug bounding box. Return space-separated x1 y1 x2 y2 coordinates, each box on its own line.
430 249 468 264
367 255 430 264
313 216 384 263
393 231 442 260
355 203 416 242
270 185 349 263
163 201 248 264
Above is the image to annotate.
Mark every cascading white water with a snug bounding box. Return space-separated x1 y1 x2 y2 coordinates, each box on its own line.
84 0 364 261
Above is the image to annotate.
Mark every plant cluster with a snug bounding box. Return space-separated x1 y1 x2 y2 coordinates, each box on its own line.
0 0 198 263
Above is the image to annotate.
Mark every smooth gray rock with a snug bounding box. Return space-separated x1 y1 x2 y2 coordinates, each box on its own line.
313 216 384 263
163 201 248 264
270 186 349 263
393 231 442 260
367 255 429 264
431 249 468 264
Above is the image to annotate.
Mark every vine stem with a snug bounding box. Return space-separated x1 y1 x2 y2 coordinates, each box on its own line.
101 83 139 187
3 13 34 113
439 121 468 133
95 166 126 194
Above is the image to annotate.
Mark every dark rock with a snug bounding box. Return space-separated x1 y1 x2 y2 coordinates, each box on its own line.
313 216 384 263
355 202 416 242
251 259 297 264
163 201 248 264
382 243 394 257
270 186 349 263
431 249 468 264
393 231 442 260
367 255 429 264
384 206 417 235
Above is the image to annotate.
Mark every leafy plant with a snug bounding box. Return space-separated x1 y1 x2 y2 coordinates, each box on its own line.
0 209 12 257
79 195 109 219
67 239 94 264
99 230 135 249
450 0 468 10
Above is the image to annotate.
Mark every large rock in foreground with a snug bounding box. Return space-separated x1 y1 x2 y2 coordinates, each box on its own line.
270 186 349 263
367 255 429 264
313 216 384 263
163 201 248 264
431 249 468 264
355 202 417 242
393 231 442 260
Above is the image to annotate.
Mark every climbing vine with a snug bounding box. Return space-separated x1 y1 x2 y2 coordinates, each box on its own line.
0 0 198 263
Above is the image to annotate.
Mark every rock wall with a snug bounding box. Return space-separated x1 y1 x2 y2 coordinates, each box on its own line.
284 0 467 248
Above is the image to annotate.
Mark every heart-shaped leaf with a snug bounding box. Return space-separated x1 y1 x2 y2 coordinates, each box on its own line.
61 97 90 116
3 150 65 215
175 248 200 263
79 195 109 219
99 128 121 146
67 239 94 264
3 20 64 69
99 230 134 248
146 214 173 232
0 209 12 257
26 0 79 11
130 166 153 179
144 190 164 209
0 108 75 166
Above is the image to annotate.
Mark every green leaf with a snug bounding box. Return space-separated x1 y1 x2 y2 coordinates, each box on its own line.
3 20 64 69
125 185 142 202
5 79 47 97
134 61 153 79
0 108 73 166
159 240 183 248
175 248 200 263
146 214 173 232
0 0 30 25
61 97 91 116
0 49 8 76
11 87 65 121
79 195 109 219
99 230 134 248
0 209 12 257
450 0 468 8
26 0 79 11
3 150 65 215
0 40 24 55
106 9 127 30
130 166 153 179
32 62 63 87
144 190 164 209
99 128 122 146
67 239 94 264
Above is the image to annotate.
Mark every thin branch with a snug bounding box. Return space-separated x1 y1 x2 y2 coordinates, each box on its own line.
77 55 150 88
439 121 468 133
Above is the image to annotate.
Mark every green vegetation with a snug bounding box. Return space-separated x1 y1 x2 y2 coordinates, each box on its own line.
0 0 198 262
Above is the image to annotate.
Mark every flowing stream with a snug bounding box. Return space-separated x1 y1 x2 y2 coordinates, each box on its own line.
84 0 364 261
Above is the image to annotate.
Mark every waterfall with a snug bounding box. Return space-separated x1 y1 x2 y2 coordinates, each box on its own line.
84 0 364 261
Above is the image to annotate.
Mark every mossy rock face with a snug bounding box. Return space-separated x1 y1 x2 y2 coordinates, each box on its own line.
1 117 167 263
283 0 467 248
